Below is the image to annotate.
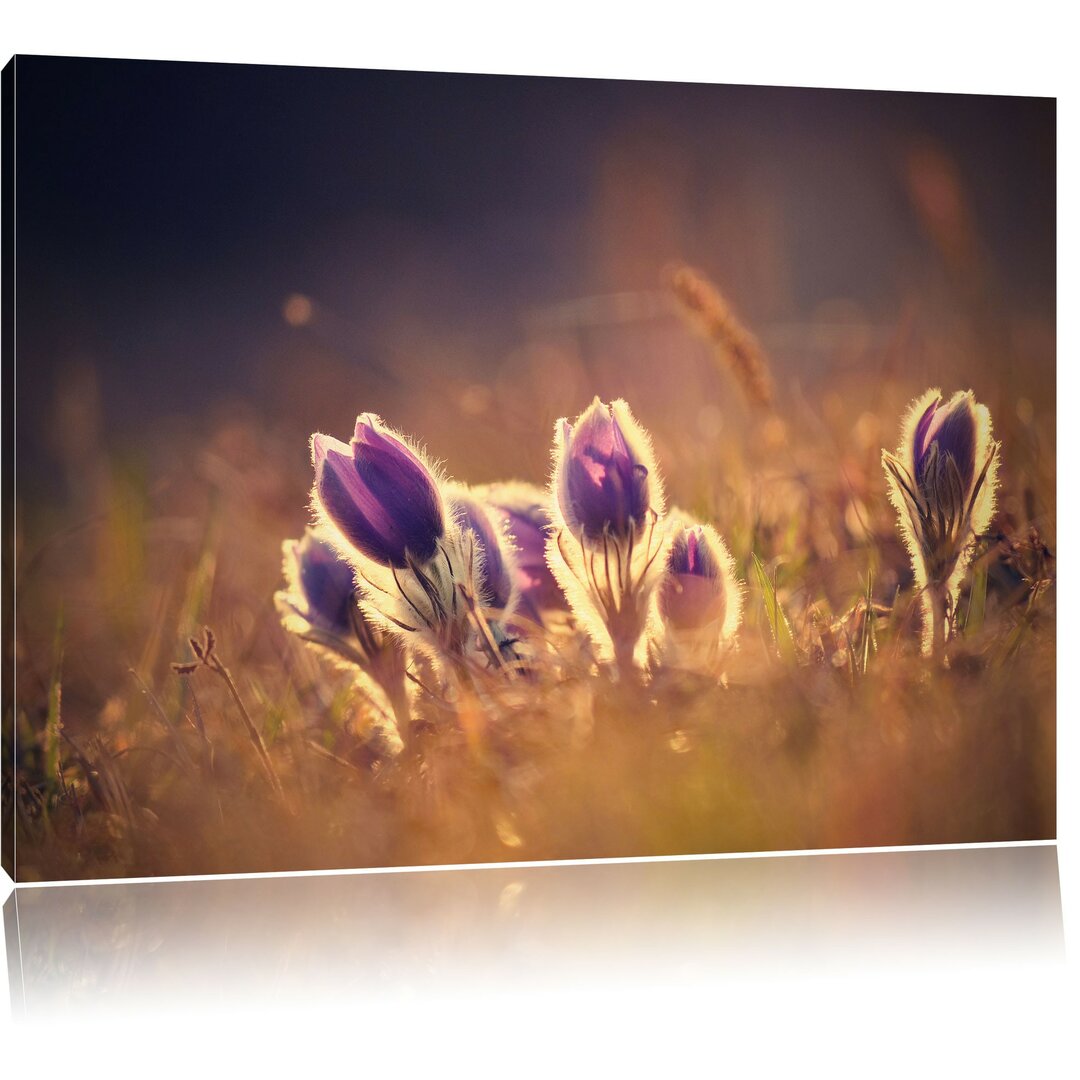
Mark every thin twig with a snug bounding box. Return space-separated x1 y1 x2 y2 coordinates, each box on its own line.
173 628 285 799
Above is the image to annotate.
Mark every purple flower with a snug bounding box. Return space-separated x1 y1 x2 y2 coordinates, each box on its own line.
548 399 668 672
882 387 1000 656
658 525 729 631
277 529 358 637
479 483 567 612
312 414 445 568
449 488 515 611
556 398 653 540
276 528 410 735
912 392 978 497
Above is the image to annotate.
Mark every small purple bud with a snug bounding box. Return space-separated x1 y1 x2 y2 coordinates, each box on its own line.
558 398 651 540
658 525 728 630
280 530 358 636
912 393 977 496
450 489 515 610
480 483 567 612
312 414 444 568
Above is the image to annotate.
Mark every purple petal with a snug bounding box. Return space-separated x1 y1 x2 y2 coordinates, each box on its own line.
928 398 977 492
353 413 430 475
311 432 348 468
913 394 977 493
352 428 444 564
313 419 445 568
912 398 941 470
668 526 717 579
563 402 649 539
503 506 549 568
316 445 405 566
296 533 357 634
455 495 513 610
486 497 566 611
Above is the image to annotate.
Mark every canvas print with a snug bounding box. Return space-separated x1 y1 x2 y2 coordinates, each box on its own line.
2 58 1055 881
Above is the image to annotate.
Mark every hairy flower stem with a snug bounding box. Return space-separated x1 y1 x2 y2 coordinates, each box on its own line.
605 590 647 683
385 677 414 751
925 583 949 661
612 635 642 684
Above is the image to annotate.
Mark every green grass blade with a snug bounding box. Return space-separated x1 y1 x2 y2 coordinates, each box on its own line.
860 569 874 674
751 552 797 662
964 559 988 635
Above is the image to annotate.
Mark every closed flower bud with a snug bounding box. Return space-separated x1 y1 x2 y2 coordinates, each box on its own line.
445 484 518 615
311 413 445 569
883 388 999 655
310 415 503 670
275 527 410 738
548 397 669 676
654 515 743 674
275 529 358 639
554 397 658 541
660 524 731 629
475 481 567 616
912 393 978 523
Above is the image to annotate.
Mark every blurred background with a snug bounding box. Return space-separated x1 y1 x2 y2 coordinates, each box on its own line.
17 58 1054 485
14 56 1057 676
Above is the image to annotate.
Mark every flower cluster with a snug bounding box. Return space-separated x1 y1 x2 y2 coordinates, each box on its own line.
275 385 1004 752
276 397 746 748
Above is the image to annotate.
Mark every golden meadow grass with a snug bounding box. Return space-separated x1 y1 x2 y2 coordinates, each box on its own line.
6 269 1055 882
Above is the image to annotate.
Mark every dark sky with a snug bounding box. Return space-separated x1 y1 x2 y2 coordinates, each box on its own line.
15 56 1055 473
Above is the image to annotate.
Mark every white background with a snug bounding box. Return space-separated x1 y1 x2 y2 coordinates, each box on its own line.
2 2 1077 1074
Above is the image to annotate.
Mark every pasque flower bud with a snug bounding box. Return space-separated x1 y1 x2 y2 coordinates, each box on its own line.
547 397 668 676
275 528 410 739
312 414 444 569
654 514 743 675
276 529 359 639
659 520 738 630
445 484 518 617
554 397 653 540
882 388 999 655
475 481 567 619
310 414 503 669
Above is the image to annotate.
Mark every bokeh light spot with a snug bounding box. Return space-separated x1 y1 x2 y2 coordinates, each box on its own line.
283 293 314 327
